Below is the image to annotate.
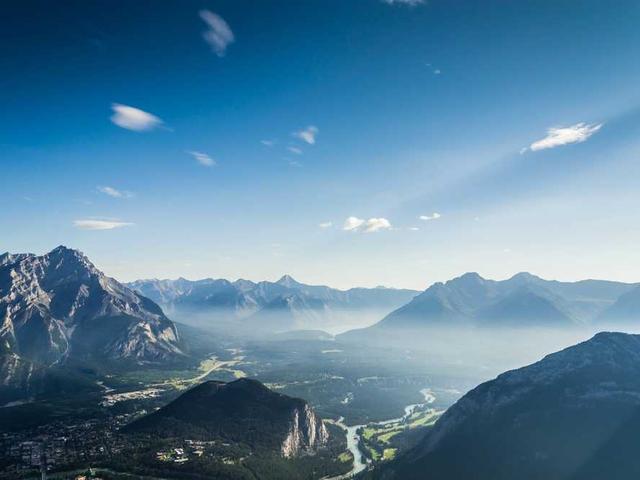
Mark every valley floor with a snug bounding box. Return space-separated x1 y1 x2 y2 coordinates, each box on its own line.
0 332 476 480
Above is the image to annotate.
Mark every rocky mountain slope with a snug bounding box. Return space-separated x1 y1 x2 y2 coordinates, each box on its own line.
0 246 184 371
372 332 640 480
125 378 329 457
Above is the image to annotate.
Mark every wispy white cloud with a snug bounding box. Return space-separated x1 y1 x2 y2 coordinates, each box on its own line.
73 219 134 230
97 186 134 199
294 126 319 145
188 150 217 167
419 212 441 221
426 63 441 75
199 10 235 57
409 226 420 231
287 146 303 155
288 159 302 167
382 0 425 5
319 222 333 229
261 139 276 147
110 103 163 131
524 122 603 153
343 217 365 231
343 216 392 233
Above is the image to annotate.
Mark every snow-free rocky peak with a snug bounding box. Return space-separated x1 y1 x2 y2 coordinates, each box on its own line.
0 246 183 366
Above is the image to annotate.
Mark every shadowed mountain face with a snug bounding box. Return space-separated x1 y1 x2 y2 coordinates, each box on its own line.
372 332 640 480
0 246 183 371
342 272 637 336
128 275 419 333
598 284 640 325
125 378 328 458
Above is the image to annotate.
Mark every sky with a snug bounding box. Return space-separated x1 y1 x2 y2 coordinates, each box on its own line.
2 0 640 290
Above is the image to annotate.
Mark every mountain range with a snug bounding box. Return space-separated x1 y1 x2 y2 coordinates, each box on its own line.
127 275 419 333
341 272 640 340
373 331 640 479
0 246 184 399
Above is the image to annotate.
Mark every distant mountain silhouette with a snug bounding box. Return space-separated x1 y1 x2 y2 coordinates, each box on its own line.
597 284 640 324
128 275 418 332
340 272 636 339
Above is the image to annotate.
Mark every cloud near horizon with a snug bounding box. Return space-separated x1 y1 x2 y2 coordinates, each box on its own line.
319 221 333 228
419 212 441 221
110 104 163 131
343 216 392 233
199 10 235 57
294 126 319 145
188 151 217 167
524 122 603 152
97 186 134 199
73 219 134 230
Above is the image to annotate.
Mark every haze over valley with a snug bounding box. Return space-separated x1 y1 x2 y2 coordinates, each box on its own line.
3 246 640 479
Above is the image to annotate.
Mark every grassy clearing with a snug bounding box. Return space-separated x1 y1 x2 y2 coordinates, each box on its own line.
377 428 402 444
338 451 353 463
362 427 377 440
408 410 440 428
383 448 397 461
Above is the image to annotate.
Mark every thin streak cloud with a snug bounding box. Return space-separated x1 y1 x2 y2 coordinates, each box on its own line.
97 186 134 199
343 216 392 233
382 0 425 5
110 104 163 131
524 122 603 152
199 10 235 57
73 219 134 230
188 151 217 167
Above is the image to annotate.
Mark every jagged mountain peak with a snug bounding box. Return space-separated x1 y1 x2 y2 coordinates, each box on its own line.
452 272 485 283
0 246 183 366
48 244 77 255
507 271 544 284
276 274 302 288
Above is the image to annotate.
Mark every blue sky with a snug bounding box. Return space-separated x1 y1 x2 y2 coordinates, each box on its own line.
2 0 640 289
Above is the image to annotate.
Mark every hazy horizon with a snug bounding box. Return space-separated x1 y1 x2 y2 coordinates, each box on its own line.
5 244 640 292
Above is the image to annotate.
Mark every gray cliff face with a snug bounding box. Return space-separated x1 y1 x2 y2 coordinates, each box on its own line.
281 403 329 458
0 246 183 369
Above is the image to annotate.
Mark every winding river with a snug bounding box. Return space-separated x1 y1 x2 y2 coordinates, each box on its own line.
327 388 436 479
